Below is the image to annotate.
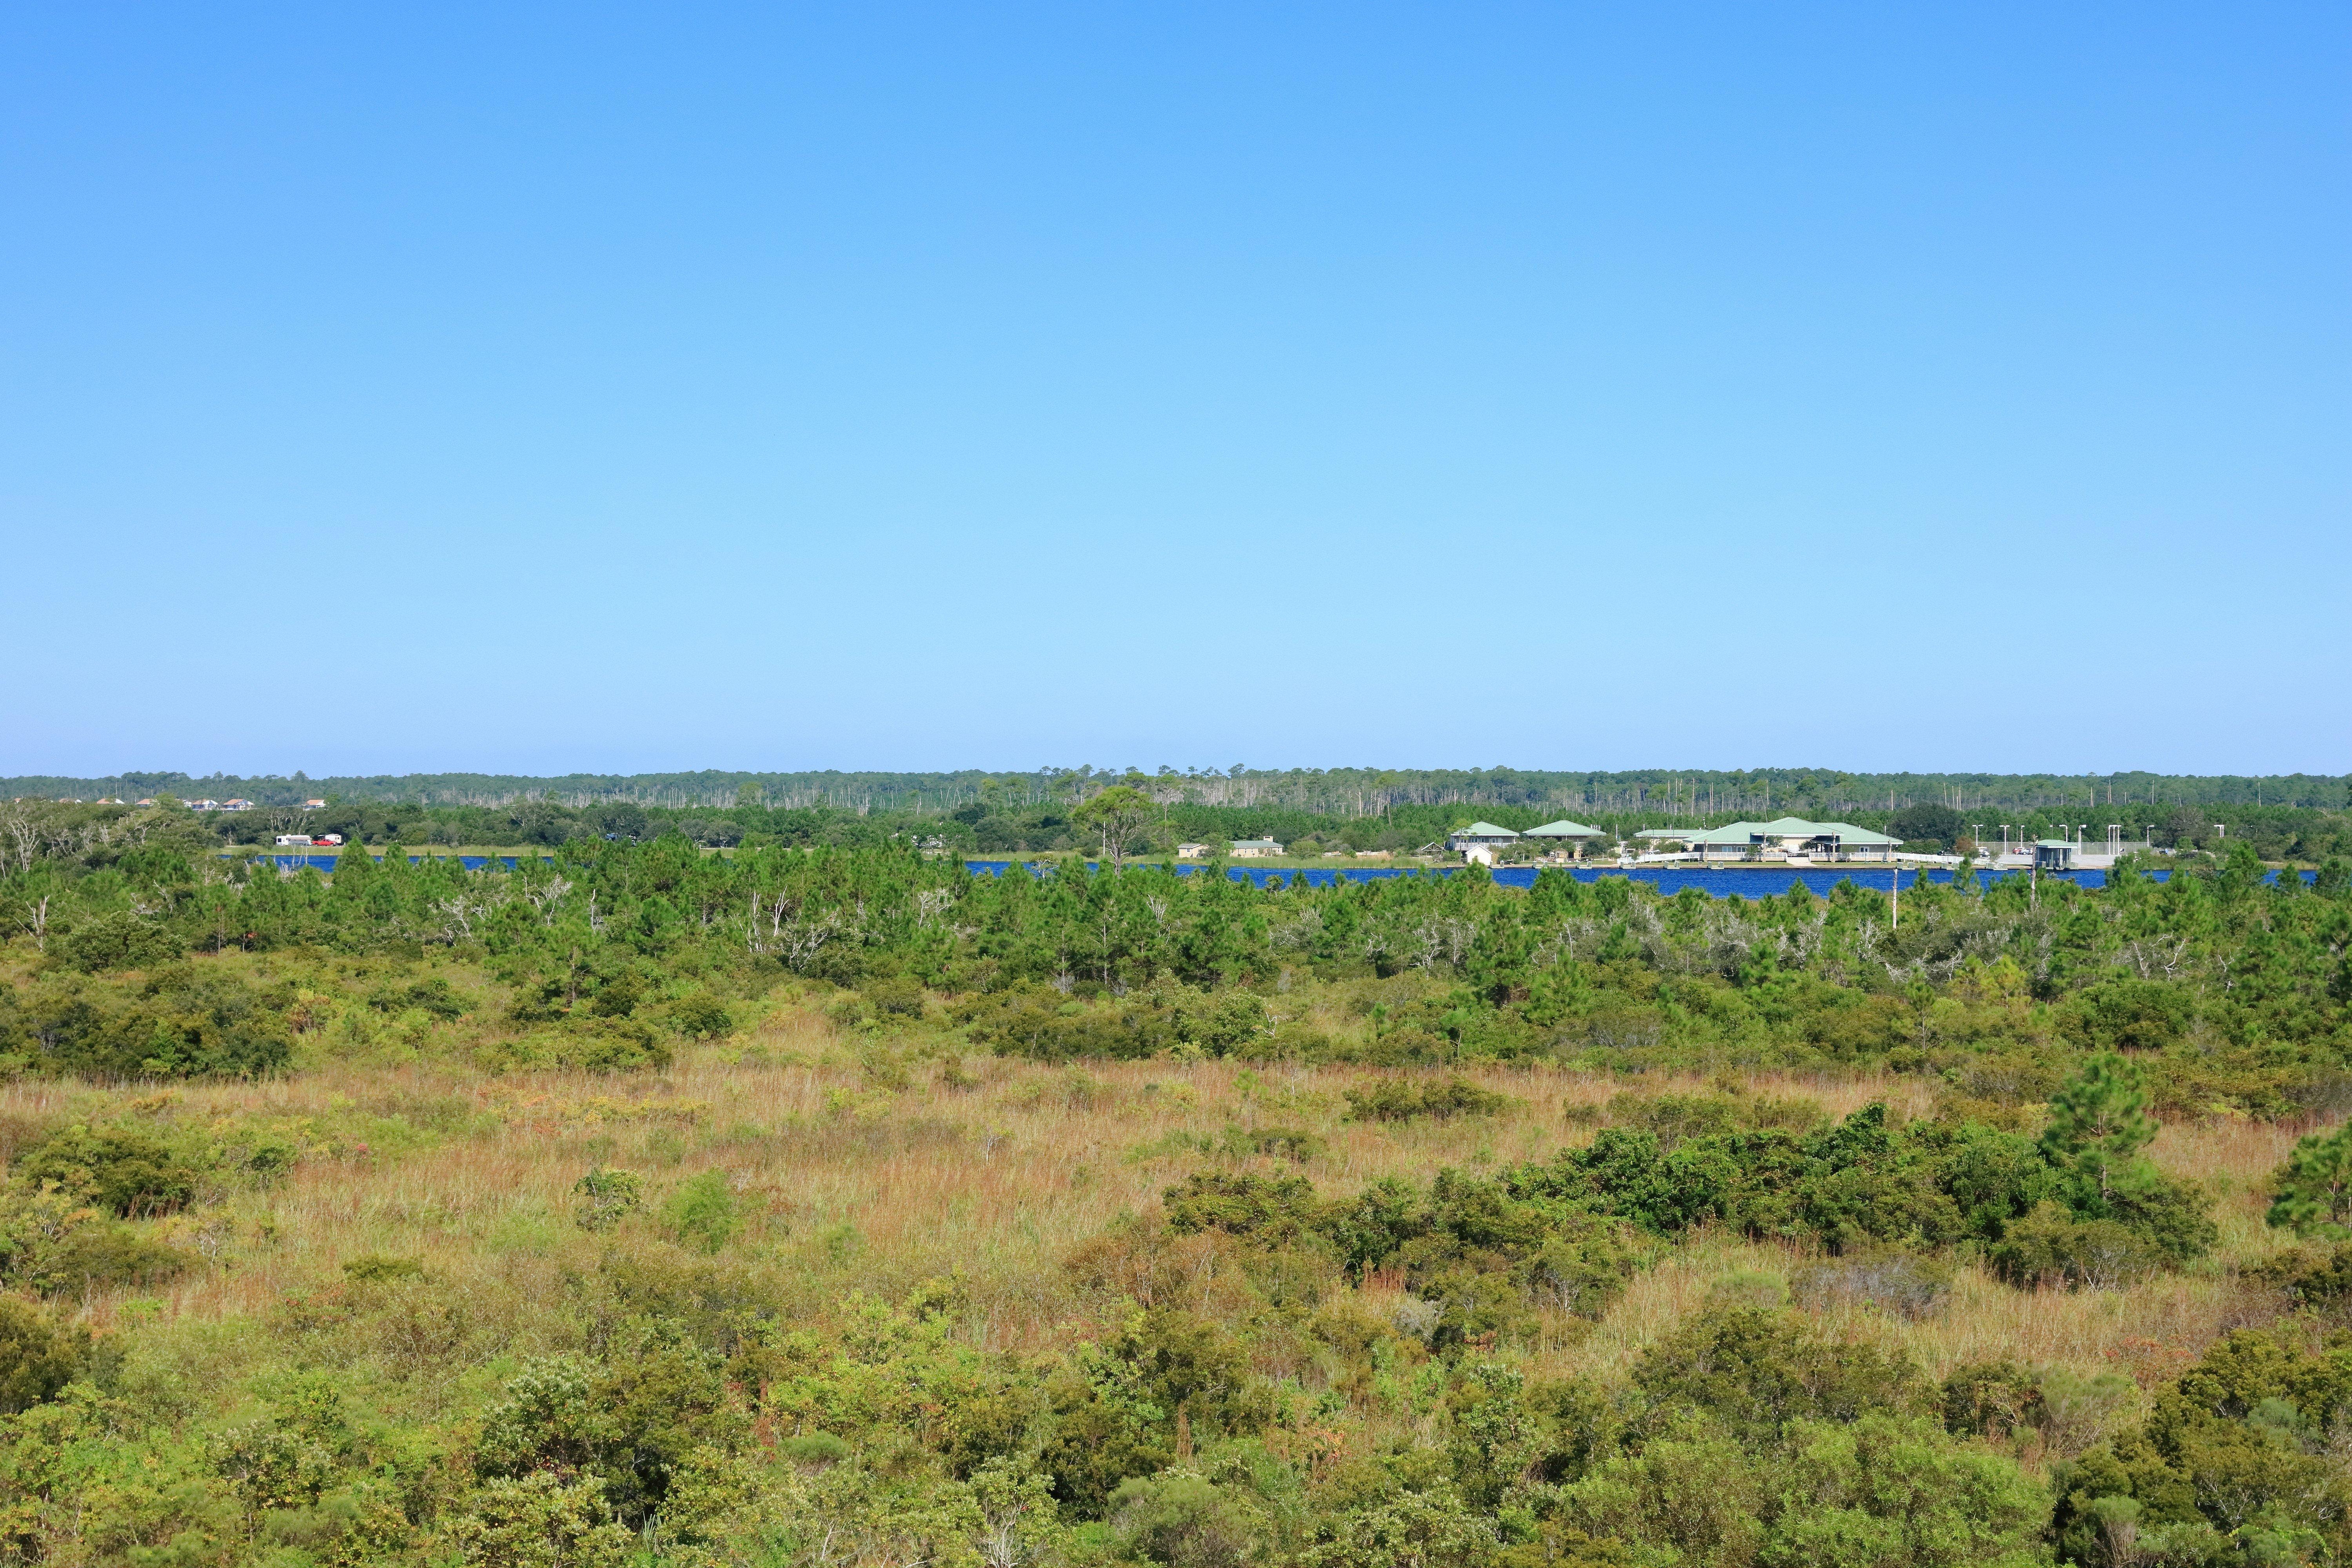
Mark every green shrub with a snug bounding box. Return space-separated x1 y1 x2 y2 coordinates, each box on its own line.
2051 1328 2352 1564
670 993 735 1037
0 1296 85 1413
573 1168 645 1231
663 1171 741 1254
1215 1125 1326 1164
367 978 467 1019
24 1224 191 1295
778 1432 851 1467
1631 1305 1926 1444
1344 1076 1508 1123
863 977 924 1019
447 1473 633 1568
2267 1119 2352 1237
22 969 292 1078
54 911 187 973
1608 1091 1740 1149
1162 1172 1320 1245
1941 1360 2045 1441
1990 1203 2162 1290
1110 1472 1259 1568
15 1124 198 1217
1176 994 1271 1058
489 1018 673 1074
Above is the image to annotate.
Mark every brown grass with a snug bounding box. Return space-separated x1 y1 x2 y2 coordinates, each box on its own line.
5 1000 2321 1436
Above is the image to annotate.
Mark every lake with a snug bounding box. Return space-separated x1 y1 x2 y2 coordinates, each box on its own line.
245 852 2310 899
959 861 2310 897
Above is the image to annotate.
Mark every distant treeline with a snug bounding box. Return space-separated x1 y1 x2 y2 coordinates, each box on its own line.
21 793 2348 865
8 764 2350 818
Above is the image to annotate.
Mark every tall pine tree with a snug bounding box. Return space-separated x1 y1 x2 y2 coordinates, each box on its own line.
2268 1121 2352 1238
2040 1053 2159 1215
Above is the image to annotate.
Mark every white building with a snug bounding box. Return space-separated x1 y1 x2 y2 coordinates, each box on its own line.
1445 822 1520 865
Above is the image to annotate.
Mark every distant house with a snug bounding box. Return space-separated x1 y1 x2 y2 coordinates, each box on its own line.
188 799 221 811
223 799 254 811
134 798 157 807
1446 821 1520 865
302 798 327 809
1176 843 1211 859
1228 838 1284 858
1524 819 1603 842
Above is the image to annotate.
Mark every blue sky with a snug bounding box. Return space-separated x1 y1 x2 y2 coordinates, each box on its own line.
4 4 2345 779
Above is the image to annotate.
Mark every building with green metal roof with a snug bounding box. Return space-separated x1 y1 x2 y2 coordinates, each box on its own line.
1635 818 1902 861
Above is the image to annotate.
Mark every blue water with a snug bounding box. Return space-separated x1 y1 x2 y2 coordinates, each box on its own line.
235 851 2306 900
249 853 550 872
966 860 2316 897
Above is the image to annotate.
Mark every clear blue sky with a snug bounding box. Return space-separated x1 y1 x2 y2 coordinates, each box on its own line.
5 4 2345 779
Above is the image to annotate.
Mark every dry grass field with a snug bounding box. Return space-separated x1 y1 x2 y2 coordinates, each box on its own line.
16 990 2319 1466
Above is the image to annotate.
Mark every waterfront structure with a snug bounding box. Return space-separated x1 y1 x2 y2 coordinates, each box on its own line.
1524 819 1604 842
1635 817 1903 862
1228 838 1284 858
1175 842 1210 859
1445 821 1521 865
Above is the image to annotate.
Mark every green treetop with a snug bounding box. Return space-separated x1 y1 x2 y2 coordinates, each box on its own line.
2267 1121 2352 1238
2040 1052 2158 1212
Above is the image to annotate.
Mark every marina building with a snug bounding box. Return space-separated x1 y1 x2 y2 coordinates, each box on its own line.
1634 816 1903 863
1445 822 1522 864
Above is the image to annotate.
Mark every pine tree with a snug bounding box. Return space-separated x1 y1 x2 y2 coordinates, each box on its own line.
2039 1053 2158 1214
328 834 378 896
2267 1121 2352 1237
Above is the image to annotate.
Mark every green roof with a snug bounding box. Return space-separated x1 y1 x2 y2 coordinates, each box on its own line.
1525 819 1602 837
1452 822 1520 838
1669 818 1903 848
1808 820 1900 847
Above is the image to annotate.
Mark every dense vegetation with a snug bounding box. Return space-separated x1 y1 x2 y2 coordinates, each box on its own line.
0 797 2350 1564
